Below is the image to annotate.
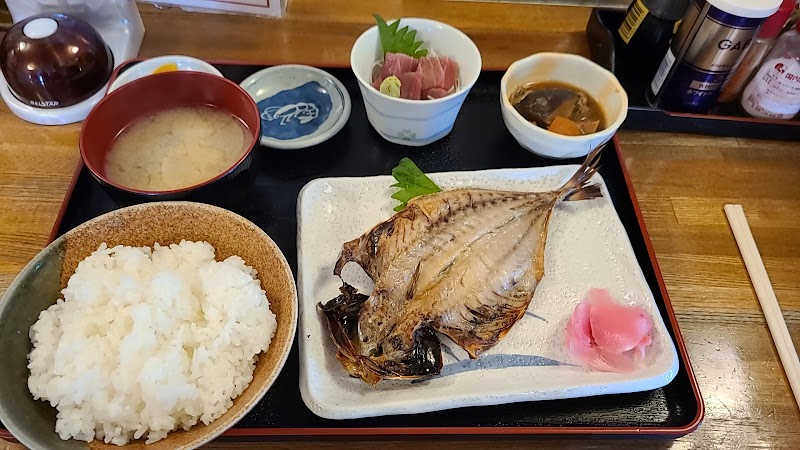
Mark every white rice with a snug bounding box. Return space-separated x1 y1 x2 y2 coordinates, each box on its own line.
27 241 277 445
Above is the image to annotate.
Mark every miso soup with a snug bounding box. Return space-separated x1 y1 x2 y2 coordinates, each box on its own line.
105 106 250 191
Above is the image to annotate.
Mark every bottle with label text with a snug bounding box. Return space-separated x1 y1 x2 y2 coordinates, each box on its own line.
718 0 796 103
615 0 690 85
647 0 782 113
739 19 800 119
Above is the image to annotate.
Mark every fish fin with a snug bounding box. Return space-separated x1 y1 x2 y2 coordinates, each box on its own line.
334 217 399 278
564 183 602 201
355 325 443 383
386 326 443 377
335 207 427 279
439 328 480 359
333 239 358 277
438 288 534 359
559 143 605 202
318 283 368 346
318 284 374 379
320 286 443 384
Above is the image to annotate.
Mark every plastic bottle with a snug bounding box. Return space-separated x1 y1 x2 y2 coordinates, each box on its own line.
615 0 690 83
739 19 800 119
718 0 796 103
647 0 782 113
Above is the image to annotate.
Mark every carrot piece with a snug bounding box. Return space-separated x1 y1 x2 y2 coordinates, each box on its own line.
548 116 583 136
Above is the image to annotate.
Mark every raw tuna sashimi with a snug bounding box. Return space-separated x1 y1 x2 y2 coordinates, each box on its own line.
372 53 459 101
372 52 420 88
442 57 458 92
398 71 423 100
416 56 443 92
392 52 419 73
565 288 654 373
416 56 458 92
414 56 449 92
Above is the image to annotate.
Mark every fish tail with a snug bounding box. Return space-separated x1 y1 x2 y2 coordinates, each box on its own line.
559 143 605 202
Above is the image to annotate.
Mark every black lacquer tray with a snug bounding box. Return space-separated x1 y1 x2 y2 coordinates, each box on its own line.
588 9 800 141
1 62 703 440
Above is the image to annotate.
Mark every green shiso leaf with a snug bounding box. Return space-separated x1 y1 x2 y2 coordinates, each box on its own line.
374 14 429 58
390 158 442 211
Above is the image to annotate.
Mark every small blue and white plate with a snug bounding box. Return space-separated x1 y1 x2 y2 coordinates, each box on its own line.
239 65 351 150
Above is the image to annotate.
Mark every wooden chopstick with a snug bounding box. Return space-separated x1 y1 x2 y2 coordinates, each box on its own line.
724 204 800 409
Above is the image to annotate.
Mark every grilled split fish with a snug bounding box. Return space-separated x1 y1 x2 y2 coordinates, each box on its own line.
319 147 604 384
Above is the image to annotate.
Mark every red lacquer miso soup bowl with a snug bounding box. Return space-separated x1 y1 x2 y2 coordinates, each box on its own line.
80 71 260 203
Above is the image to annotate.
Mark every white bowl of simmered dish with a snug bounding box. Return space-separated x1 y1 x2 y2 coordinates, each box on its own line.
81 71 260 202
500 52 628 159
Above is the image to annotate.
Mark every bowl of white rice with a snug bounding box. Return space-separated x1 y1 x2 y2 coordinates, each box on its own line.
0 202 297 449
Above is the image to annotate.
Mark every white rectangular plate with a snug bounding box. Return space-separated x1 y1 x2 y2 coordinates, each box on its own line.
297 165 679 420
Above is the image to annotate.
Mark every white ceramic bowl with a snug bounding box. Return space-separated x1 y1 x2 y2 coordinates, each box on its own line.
350 18 482 146
239 65 351 150
0 202 298 450
108 55 222 92
500 53 628 159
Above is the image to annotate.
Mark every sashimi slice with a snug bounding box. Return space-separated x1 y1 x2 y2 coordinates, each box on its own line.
373 55 399 86
565 288 654 373
372 54 459 100
379 57 403 81
392 52 419 73
416 56 459 92
373 53 420 87
441 57 459 92
417 56 446 92
398 71 422 100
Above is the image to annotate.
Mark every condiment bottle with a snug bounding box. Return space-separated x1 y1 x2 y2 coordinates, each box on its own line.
615 0 690 83
718 0 796 103
647 0 782 113
739 19 800 119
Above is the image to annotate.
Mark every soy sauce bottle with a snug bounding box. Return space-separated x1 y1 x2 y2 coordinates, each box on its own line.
615 0 690 84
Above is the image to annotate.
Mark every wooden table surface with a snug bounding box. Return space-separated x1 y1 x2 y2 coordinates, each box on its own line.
1 1 798 449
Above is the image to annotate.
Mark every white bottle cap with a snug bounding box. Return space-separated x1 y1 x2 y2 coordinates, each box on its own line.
707 0 782 19
22 18 58 40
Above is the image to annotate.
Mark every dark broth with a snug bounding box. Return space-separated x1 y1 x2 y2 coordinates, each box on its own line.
509 81 606 136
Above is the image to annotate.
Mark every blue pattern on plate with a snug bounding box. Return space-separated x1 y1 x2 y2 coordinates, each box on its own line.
257 81 332 140
411 354 569 384
525 311 548 322
406 312 563 384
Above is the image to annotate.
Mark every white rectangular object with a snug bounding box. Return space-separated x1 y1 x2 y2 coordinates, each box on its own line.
138 0 286 17
296 165 680 420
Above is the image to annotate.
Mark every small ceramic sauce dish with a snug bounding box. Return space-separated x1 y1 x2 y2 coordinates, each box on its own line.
239 65 351 150
108 55 223 92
